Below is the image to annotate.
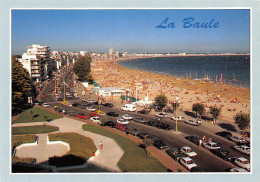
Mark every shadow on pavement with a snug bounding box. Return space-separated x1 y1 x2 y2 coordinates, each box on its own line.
218 123 237 132
48 154 86 167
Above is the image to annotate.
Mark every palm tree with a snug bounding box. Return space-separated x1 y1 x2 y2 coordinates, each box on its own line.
210 107 221 124
192 103 205 119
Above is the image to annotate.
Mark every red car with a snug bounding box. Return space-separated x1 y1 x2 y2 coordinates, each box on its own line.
76 113 89 120
89 112 100 117
114 123 127 131
42 93 47 97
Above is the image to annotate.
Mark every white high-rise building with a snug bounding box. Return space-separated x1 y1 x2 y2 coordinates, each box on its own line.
18 44 52 83
109 48 114 55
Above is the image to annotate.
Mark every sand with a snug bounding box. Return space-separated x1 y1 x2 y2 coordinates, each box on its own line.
91 57 250 123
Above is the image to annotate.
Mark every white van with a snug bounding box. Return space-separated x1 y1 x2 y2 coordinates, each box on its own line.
121 104 136 112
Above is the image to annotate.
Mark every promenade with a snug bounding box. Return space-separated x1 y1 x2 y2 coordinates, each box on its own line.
13 117 124 172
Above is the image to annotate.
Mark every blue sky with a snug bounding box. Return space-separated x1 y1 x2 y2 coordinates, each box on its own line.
12 9 250 54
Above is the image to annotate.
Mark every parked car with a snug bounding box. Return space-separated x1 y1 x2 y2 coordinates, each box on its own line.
57 97 63 101
153 139 167 149
68 111 77 117
215 131 232 139
185 135 202 145
234 157 250 171
117 118 129 125
155 113 168 118
156 121 173 130
229 135 246 144
100 121 116 128
229 168 248 172
42 103 50 107
179 157 197 171
190 167 207 172
76 113 89 120
114 123 127 131
122 114 133 120
211 148 236 161
103 103 113 107
90 117 101 124
185 119 202 126
180 146 197 157
233 145 250 155
89 112 100 117
138 109 150 114
132 130 141 136
42 93 47 97
87 99 96 103
137 132 149 140
171 116 185 121
72 103 81 108
125 126 137 135
106 112 119 117
202 142 221 150
146 120 160 127
166 148 185 161
87 106 96 111
133 117 147 124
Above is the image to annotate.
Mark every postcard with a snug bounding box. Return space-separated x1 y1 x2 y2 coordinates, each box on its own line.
1 0 260 182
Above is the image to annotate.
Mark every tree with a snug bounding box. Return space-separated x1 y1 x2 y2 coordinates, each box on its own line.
172 102 180 116
192 103 205 119
73 56 92 81
234 112 250 131
12 56 33 114
154 94 168 111
210 107 221 125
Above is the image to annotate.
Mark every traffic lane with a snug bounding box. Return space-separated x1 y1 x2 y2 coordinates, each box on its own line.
128 122 237 172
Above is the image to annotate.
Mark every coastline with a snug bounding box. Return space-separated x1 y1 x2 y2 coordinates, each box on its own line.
91 57 250 124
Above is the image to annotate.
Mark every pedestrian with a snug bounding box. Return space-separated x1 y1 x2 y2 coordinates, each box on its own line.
99 141 103 150
92 152 95 157
199 139 202 147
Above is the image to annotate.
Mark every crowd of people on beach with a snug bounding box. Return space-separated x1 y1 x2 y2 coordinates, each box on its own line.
91 59 250 123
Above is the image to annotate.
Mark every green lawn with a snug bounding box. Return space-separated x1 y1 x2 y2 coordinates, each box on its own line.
12 135 36 164
13 107 62 124
12 125 59 135
82 124 168 172
49 133 96 160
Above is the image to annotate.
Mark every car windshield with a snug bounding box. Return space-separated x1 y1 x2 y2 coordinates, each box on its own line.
187 160 194 164
242 161 249 164
186 149 192 152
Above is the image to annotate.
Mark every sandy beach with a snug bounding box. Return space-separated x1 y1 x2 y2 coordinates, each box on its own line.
91 57 250 124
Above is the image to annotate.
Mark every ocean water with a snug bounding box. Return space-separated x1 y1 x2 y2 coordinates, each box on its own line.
118 55 250 88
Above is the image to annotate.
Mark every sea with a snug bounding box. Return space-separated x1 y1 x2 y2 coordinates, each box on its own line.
118 55 250 88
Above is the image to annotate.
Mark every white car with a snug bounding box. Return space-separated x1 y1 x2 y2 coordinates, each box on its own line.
90 117 101 124
179 157 197 171
234 157 250 171
122 114 133 120
117 118 129 125
185 119 202 126
229 136 246 143
87 99 96 103
87 106 96 111
202 142 221 150
171 116 185 121
180 146 197 157
155 113 168 118
234 145 250 155
229 168 248 172
42 103 50 107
